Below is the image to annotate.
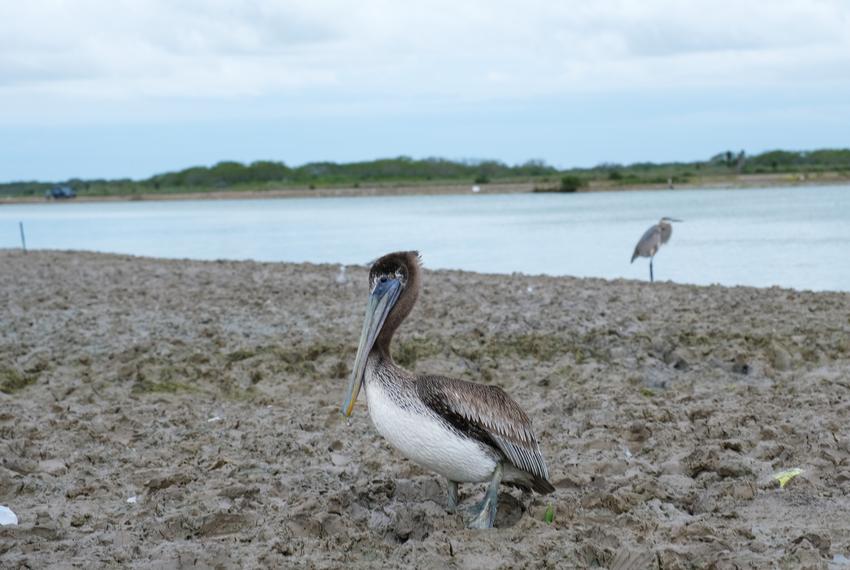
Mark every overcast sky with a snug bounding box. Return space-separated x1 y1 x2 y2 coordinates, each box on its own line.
1 0 849 181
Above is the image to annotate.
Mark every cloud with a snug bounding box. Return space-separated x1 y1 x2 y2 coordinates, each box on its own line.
0 0 848 124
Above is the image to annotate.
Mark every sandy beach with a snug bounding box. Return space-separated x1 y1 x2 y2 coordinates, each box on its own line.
1 250 850 568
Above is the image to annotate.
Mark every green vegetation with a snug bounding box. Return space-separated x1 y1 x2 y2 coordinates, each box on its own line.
0 367 35 394
2 148 849 199
544 504 555 525
560 175 587 192
0 157 557 198
533 174 590 193
132 378 195 394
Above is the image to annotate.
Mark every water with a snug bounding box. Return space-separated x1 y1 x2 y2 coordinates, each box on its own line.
1 185 848 291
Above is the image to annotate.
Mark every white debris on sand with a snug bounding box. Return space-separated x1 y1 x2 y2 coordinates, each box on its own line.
0 505 18 526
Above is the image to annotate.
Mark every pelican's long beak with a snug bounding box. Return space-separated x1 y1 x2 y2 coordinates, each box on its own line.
341 278 402 417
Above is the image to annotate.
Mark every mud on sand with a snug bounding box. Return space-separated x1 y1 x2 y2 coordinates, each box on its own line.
1 250 849 568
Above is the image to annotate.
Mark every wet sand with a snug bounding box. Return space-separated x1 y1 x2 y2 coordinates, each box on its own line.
1 250 849 568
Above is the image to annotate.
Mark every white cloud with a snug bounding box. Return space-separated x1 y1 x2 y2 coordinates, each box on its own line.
0 0 848 122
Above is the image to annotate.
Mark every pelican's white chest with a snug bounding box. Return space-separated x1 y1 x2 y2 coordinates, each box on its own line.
363 364 496 483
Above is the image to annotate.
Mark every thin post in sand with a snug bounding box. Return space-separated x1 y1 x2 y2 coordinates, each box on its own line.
19 221 27 253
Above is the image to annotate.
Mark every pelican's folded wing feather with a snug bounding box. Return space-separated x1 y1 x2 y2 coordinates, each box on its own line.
416 375 552 488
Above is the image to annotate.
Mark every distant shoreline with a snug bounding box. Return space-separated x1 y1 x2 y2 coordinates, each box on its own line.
1 171 847 205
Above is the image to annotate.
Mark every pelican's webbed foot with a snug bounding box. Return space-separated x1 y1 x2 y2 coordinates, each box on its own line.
466 463 503 529
447 480 459 513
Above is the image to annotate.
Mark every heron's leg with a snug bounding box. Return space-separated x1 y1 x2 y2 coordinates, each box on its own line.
649 257 654 283
466 463 503 529
447 480 459 513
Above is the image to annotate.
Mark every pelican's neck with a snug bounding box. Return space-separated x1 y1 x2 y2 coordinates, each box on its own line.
374 320 398 360
367 347 392 373
365 346 413 391
373 263 420 362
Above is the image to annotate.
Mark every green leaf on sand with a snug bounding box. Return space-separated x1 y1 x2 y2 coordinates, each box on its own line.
773 468 803 488
544 504 554 524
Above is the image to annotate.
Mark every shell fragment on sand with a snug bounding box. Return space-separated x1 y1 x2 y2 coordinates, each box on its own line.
773 468 803 488
0 505 18 526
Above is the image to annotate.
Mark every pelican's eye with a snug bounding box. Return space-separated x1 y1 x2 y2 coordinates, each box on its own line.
371 273 392 291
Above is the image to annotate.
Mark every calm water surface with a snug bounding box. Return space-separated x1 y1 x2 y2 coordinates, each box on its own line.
1 185 848 291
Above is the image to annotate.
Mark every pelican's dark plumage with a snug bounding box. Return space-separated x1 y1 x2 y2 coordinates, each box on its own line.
341 251 554 528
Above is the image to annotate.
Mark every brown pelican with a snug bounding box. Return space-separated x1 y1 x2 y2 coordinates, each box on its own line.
341 251 554 529
631 217 682 282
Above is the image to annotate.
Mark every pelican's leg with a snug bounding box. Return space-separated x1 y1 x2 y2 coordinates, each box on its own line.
649 257 654 283
447 480 459 513
466 463 503 529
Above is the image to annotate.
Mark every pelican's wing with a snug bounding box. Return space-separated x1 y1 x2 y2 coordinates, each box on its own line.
416 375 553 490
660 222 673 244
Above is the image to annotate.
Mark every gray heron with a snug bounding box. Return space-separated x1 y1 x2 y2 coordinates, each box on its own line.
631 217 682 282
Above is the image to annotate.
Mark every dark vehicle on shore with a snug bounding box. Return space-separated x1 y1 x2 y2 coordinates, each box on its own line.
45 186 77 200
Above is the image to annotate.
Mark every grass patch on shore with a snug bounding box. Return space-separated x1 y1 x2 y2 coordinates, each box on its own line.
489 333 564 360
223 341 353 380
673 328 847 363
133 379 195 394
440 331 613 366
124 330 621 398
131 366 198 394
394 337 444 369
0 367 35 394
481 332 613 364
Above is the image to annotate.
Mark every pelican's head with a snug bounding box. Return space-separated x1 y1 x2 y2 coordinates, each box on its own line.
660 217 683 223
341 251 421 417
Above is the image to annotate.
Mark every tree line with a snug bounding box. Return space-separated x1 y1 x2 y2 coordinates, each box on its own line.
2 149 849 197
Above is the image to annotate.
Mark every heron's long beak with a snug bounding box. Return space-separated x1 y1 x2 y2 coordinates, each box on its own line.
341 278 402 417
